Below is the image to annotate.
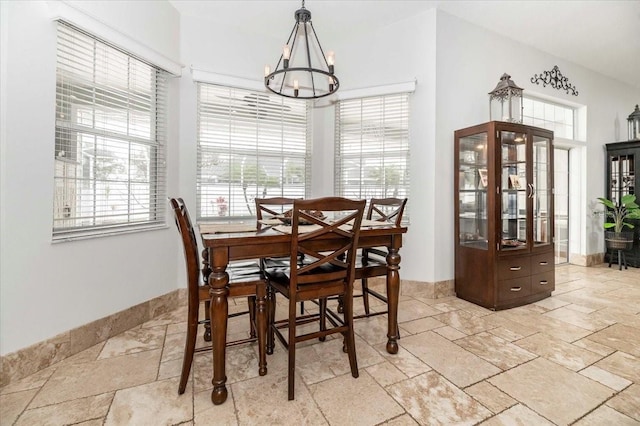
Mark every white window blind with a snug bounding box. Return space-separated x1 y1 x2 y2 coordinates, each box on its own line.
335 93 410 203
197 84 311 220
53 22 168 240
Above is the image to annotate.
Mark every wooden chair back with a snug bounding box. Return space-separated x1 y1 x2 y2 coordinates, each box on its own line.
170 198 204 304
367 197 407 226
255 197 297 220
289 197 366 296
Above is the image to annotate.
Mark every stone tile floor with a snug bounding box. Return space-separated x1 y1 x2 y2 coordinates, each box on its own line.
1 264 639 425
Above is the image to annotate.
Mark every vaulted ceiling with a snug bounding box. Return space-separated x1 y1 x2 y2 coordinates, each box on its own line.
170 0 640 89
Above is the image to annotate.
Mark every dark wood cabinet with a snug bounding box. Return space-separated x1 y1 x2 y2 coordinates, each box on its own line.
605 141 640 267
455 122 555 310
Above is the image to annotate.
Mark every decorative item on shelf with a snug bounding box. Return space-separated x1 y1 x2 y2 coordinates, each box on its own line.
628 104 640 141
488 73 523 123
264 0 338 99
530 65 578 96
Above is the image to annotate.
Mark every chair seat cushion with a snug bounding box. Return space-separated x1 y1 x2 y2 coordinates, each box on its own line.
355 254 387 269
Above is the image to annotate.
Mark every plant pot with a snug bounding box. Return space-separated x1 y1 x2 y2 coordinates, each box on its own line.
605 231 634 250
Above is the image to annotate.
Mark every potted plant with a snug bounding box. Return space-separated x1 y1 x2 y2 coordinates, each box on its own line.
597 194 640 250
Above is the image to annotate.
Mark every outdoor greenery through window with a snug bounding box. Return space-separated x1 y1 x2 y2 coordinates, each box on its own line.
197 84 311 220
53 22 168 239
523 97 575 139
335 93 410 207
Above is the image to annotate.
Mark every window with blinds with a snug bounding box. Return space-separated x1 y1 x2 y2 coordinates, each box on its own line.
53 22 168 239
335 93 410 204
197 84 311 220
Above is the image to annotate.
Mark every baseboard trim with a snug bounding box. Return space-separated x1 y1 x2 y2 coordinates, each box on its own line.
0 289 185 388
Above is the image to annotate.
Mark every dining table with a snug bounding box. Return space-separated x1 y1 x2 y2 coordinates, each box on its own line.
199 220 407 405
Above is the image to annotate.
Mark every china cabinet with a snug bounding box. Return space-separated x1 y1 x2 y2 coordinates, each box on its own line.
605 141 640 267
454 122 554 310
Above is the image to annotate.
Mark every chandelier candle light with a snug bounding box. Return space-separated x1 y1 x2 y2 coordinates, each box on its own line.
264 0 339 99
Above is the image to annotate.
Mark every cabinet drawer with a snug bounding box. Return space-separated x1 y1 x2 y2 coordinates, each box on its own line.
498 257 531 280
531 270 555 294
531 252 554 275
498 276 531 301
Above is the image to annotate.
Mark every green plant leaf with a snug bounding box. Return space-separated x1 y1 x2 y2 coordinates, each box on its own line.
598 197 615 208
621 194 637 205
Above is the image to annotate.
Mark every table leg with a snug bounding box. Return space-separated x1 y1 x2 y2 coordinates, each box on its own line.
209 264 229 405
385 247 401 354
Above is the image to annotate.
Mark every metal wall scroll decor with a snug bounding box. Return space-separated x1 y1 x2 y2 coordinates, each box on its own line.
530 65 578 96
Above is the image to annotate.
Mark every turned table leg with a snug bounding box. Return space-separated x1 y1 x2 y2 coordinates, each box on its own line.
385 246 401 354
209 261 229 405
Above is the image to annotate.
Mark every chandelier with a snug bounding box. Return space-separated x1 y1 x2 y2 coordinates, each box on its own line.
264 0 339 99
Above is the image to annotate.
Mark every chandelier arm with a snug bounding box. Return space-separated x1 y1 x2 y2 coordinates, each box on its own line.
278 22 300 95
302 20 317 97
308 22 331 70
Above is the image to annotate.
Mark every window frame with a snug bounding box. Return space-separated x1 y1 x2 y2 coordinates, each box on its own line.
522 95 576 139
53 22 169 241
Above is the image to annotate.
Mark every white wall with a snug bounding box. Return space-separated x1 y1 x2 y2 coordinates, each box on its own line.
334 9 438 282
0 0 182 356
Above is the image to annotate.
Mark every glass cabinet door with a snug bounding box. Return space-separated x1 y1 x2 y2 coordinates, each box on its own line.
609 152 636 201
499 131 528 250
458 132 488 249
533 135 552 246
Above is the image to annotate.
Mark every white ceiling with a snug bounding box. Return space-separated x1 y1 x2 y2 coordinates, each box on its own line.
170 0 640 89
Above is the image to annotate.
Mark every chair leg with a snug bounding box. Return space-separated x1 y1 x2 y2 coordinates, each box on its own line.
337 295 344 314
361 278 371 315
266 286 275 355
318 298 327 342
343 288 359 379
203 300 212 342
256 284 268 376
179 304 199 394
288 299 297 401
248 296 257 338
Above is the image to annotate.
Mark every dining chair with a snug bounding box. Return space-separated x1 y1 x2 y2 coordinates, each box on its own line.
355 197 408 318
169 197 267 395
265 197 366 400
255 197 306 314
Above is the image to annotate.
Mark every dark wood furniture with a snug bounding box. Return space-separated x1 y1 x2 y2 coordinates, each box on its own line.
605 141 640 267
200 220 406 404
169 198 267 395
266 197 365 400
356 197 408 318
334 198 408 317
454 122 555 310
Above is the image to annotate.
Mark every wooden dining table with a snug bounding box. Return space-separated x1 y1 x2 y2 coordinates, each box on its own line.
200 223 407 405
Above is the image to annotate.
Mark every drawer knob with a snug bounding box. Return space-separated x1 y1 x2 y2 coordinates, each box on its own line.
539 280 548 285
539 261 548 266
510 286 522 292
509 266 522 271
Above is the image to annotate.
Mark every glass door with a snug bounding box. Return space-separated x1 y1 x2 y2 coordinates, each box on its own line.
533 134 553 247
458 132 489 250
554 148 569 263
499 131 528 251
